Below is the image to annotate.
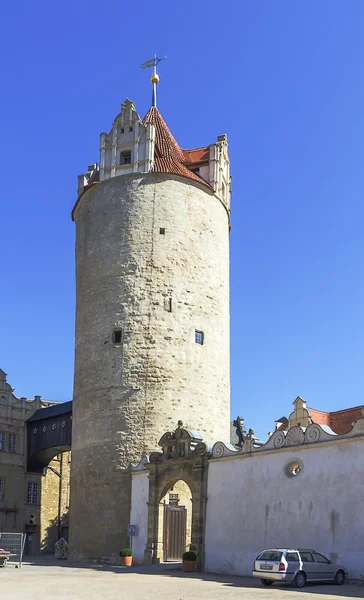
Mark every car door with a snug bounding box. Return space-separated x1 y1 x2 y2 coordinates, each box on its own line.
312 552 333 581
299 551 319 581
285 551 300 579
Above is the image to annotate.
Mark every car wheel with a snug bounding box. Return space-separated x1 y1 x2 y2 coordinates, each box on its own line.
334 570 345 586
261 579 273 586
294 571 306 588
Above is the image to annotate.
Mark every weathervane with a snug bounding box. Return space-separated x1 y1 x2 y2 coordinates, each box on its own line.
140 55 167 108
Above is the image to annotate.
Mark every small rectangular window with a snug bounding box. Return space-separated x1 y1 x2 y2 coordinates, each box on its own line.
112 329 122 344
299 552 314 563
120 151 131 165
9 433 17 453
0 432 5 451
164 298 172 312
0 477 4 500
195 330 204 345
313 552 330 564
27 481 39 504
129 126 133 132
257 551 283 562
286 552 299 562
159 228 165 235
120 127 124 134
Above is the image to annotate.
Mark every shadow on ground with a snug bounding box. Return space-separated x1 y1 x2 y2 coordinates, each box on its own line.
21 556 364 598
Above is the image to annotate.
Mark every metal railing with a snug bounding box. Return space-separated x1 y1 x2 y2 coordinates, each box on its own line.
0 533 26 568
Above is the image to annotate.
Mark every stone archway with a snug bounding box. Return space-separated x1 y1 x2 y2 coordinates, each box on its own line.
144 423 209 570
159 479 192 561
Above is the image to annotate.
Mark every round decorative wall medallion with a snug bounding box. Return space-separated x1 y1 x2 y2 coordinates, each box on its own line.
61 421 66 428
284 458 303 478
33 428 37 434
52 423 56 430
43 426 47 432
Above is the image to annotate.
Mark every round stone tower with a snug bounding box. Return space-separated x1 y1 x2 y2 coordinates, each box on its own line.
69 95 231 561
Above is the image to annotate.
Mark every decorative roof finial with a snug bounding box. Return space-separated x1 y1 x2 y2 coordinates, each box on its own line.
140 55 167 108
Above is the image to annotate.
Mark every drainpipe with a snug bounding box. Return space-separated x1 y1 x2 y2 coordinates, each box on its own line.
58 455 63 539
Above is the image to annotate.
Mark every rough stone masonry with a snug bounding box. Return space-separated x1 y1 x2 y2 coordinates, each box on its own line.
69 99 231 562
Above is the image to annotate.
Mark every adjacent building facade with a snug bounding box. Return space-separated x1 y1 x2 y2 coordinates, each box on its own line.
0 369 70 555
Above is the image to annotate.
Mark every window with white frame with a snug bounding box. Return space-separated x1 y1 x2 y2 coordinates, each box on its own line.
0 432 5 451
9 433 17 453
0 477 4 500
27 481 39 504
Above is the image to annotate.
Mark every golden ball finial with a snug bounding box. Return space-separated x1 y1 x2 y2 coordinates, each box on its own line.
150 73 159 85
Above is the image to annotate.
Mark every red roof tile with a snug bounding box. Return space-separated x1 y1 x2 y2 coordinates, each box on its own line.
328 406 363 435
307 408 330 427
307 406 364 434
142 108 212 188
183 147 210 164
274 404 363 435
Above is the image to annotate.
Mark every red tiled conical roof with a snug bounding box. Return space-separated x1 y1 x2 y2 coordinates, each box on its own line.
142 107 211 188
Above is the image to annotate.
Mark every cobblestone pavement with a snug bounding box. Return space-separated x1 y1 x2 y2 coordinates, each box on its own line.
1 561 364 600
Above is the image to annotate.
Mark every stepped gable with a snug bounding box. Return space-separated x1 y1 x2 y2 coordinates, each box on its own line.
142 107 211 188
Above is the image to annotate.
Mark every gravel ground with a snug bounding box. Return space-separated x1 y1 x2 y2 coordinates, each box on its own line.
1 561 364 600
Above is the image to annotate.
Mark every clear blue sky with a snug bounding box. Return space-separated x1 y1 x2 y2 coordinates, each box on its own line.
1 1 364 440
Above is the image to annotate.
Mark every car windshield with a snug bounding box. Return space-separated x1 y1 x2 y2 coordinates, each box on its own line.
257 551 283 562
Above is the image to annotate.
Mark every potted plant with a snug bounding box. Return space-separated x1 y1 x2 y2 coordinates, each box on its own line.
119 548 133 567
182 551 197 572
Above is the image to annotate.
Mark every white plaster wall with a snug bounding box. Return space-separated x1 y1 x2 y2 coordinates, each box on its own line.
205 438 364 579
130 471 149 564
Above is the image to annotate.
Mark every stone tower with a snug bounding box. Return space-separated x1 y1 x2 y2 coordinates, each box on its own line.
69 89 231 561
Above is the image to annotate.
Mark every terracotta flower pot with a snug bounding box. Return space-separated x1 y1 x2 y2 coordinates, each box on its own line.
120 556 133 567
182 560 196 572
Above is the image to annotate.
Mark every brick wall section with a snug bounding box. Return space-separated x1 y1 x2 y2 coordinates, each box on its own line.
70 172 230 562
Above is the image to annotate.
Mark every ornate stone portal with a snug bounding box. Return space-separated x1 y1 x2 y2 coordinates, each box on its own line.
143 422 209 569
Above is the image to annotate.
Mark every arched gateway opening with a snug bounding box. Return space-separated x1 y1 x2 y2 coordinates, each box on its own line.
159 479 192 562
133 422 209 570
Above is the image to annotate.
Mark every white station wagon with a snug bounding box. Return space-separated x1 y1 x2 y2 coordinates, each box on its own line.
252 548 347 588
